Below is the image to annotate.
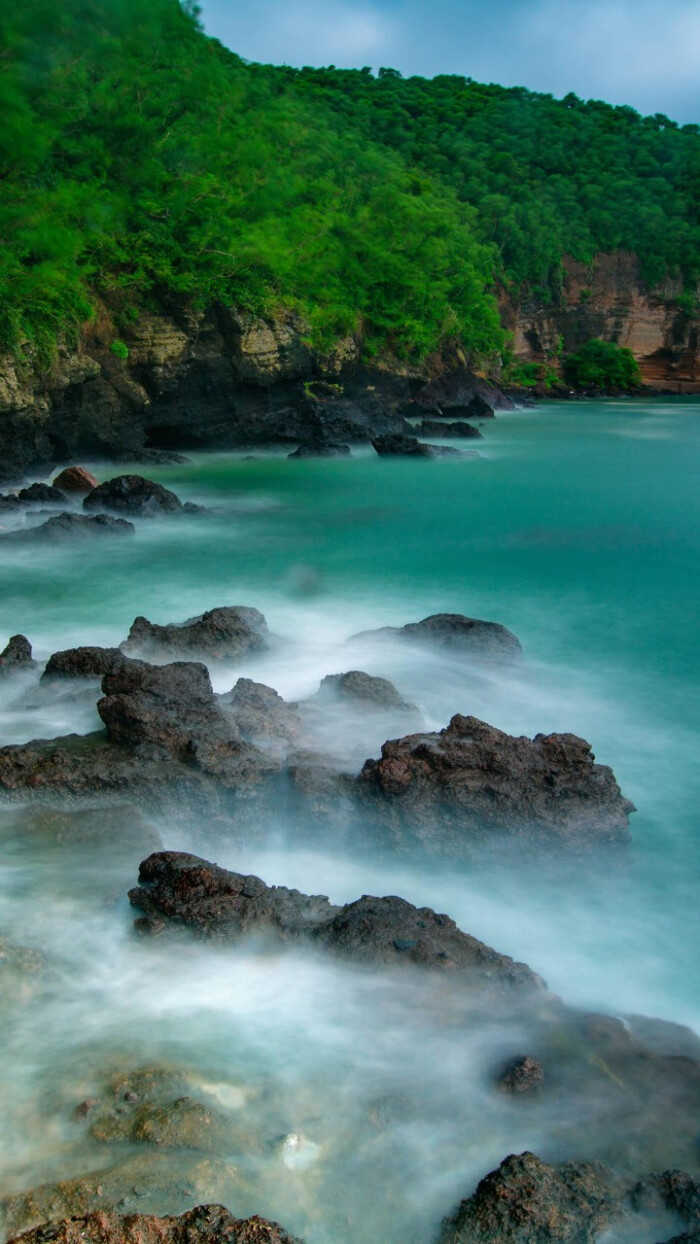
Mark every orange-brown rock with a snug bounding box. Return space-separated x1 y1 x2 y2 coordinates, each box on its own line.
53 466 99 493
6 1205 302 1244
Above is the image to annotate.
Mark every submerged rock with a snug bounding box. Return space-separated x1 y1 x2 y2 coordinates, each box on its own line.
5 1205 303 1244
52 467 98 494
287 442 351 458
0 513 134 543
316 670 415 712
220 678 300 745
129 851 541 991
0 635 36 674
418 420 482 439
83 475 182 517
497 1055 544 1094
442 394 495 419
353 612 522 658
439 1151 621 1244
371 433 467 458
121 607 268 663
359 714 634 851
0 936 49 1008
42 647 127 680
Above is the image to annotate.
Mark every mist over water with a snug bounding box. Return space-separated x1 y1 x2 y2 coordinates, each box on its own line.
1 400 699 1242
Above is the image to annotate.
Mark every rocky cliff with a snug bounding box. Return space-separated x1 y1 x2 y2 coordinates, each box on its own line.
505 251 700 391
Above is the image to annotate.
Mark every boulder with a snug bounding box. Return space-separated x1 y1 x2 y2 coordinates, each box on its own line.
5 1206 302 1244
0 492 22 511
83 475 183 517
121 606 268 663
129 851 541 992
97 660 233 758
17 482 67 505
42 646 127 680
52 467 99 494
497 1055 544 1094
0 634 36 674
352 613 522 658
418 420 482 439
371 433 466 458
442 394 495 419
0 514 134 543
287 442 351 458
359 714 634 851
316 670 415 712
438 1151 620 1244
220 678 300 744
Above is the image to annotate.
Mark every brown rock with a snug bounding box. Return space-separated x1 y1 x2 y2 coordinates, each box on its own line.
53 467 99 494
498 1055 544 1094
5 1205 302 1244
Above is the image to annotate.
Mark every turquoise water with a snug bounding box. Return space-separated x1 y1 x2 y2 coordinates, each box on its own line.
0 399 698 1242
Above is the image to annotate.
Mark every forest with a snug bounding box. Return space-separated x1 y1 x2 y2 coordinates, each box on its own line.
2 0 699 371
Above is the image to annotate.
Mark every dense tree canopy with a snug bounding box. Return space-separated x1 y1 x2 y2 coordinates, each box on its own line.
1 0 698 366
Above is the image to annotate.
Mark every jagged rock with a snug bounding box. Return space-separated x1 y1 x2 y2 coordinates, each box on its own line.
97 660 235 758
83 475 183 517
352 612 522 658
0 634 36 673
129 852 541 991
287 442 351 458
0 492 22 511
0 513 134 543
418 420 482 438
17 482 67 505
359 714 634 851
630 1171 700 1229
498 1055 544 1094
42 647 127 680
316 670 415 712
220 678 300 744
52 467 99 493
121 607 268 663
5 1205 302 1244
439 1151 621 1243
371 433 465 458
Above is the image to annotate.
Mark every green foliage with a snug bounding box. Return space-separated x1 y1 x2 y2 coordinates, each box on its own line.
110 340 129 359
562 339 642 389
502 358 559 389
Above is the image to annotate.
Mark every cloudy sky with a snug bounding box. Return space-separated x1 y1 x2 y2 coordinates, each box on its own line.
199 0 700 123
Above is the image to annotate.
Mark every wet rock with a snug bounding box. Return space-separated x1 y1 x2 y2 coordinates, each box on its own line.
97 661 234 759
5 1205 303 1244
316 670 415 712
42 647 127 681
0 514 134 543
439 1151 621 1244
0 492 22 512
630 1171 700 1229
353 612 522 658
371 433 465 458
359 713 634 852
0 635 36 674
498 1055 544 1094
19 803 162 852
17 482 67 506
287 442 351 458
129 852 542 992
442 394 495 419
90 1095 226 1153
121 607 268 663
83 475 182 517
220 679 300 745
0 936 49 1008
52 467 99 494
418 420 482 439
182 501 207 514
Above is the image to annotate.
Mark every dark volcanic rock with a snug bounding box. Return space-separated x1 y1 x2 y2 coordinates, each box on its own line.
122 606 268 663
98 661 233 758
17 482 67 505
359 714 634 851
52 466 99 493
0 492 22 512
498 1055 544 1094
441 395 495 419
317 670 414 711
129 851 541 991
371 433 465 458
439 1151 620 1244
418 420 482 439
83 475 183 517
0 634 36 674
631 1171 700 1229
287 442 351 458
5 1205 302 1244
353 612 522 658
0 513 134 543
220 678 300 745
42 646 127 680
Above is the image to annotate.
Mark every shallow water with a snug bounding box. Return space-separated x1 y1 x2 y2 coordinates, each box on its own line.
0 399 699 1241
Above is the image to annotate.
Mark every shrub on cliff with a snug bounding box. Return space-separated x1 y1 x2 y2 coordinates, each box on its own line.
562 339 642 390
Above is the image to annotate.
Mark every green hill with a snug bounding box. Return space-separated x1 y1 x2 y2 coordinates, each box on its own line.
2 0 699 370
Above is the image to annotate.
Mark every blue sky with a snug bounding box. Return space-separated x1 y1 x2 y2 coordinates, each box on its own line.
199 0 700 123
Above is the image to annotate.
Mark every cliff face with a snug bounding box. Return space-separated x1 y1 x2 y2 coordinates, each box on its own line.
504 251 700 391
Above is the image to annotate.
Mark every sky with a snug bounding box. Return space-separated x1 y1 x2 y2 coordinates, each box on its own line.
199 0 700 124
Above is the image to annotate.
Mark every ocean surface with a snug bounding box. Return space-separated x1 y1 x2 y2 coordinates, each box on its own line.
0 399 698 1243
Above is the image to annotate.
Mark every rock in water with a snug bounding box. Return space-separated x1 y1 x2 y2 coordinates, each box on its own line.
287 442 351 458
122 606 269 662
498 1055 544 1094
83 475 183 516
317 670 415 711
5 1205 302 1244
439 1151 621 1244
52 466 99 493
0 514 134 543
220 678 300 744
352 612 522 658
359 714 634 850
371 433 466 458
0 634 36 674
418 420 482 438
129 851 541 991
17 482 67 505
42 647 127 680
